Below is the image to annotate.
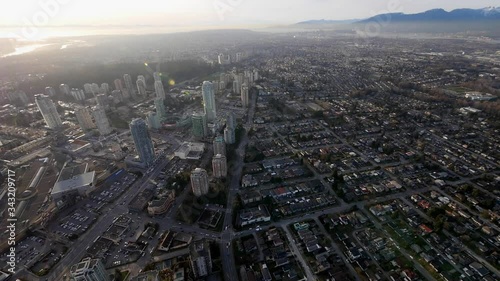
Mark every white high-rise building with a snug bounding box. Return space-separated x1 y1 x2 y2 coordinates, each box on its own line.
146 112 161 130
45 86 56 97
91 83 100 95
154 80 165 99
218 53 230 65
71 88 86 101
100 83 110 94
114 79 123 91
202 81 216 122
244 70 254 85
232 80 239 94
235 52 243 62
241 83 249 108
92 105 112 135
212 154 227 178
96 94 108 109
124 74 134 92
83 83 93 94
136 78 146 96
59 84 70 96
69 257 109 281
75 107 96 131
138 75 146 84
155 98 166 122
253 70 259 81
35 94 63 129
190 168 209 196
111 90 123 103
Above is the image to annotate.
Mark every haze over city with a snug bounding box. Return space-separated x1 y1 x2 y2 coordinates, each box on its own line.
0 0 499 32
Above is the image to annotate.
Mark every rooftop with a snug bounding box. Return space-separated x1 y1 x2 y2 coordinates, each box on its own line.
51 171 95 195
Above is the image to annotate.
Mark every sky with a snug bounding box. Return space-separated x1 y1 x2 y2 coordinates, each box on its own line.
0 0 499 27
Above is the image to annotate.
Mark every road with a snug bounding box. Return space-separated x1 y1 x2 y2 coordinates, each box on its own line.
282 226 316 280
40 146 178 281
218 88 258 281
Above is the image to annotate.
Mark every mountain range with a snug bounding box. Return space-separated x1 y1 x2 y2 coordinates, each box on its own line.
297 7 500 25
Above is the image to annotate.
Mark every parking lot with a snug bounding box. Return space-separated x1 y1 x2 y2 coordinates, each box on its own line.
51 209 97 239
0 235 45 270
29 242 67 276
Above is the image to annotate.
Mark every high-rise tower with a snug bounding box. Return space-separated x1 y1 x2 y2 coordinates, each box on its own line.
130 118 155 167
202 81 216 122
35 94 63 129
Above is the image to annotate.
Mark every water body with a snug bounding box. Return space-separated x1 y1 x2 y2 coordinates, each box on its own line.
1 44 52 58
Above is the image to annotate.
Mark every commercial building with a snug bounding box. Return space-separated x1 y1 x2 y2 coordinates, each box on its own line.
241 83 249 108
233 80 241 94
92 105 113 136
130 118 155 167
35 94 63 129
83 83 93 94
71 88 86 101
69 257 109 281
191 168 209 197
213 136 226 156
90 83 100 95
154 80 165 99
237 205 271 227
136 78 146 96
114 79 123 91
100 83 110 94
59 83 70 96
124 74 135 96
111 90 124 103
45 86 56 97
146 112 161 130
147 190 175 216
96 94 108 109
226 112 235 130
51 163 96 202
224 127 235 144
154 98 166 122
153 72 161 82
212 154 227 178
174 142 205 160
75 107 96 131
189 239 212 278
202 81 216 122
192 112 208 139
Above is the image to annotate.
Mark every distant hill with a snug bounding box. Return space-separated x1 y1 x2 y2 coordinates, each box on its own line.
359 7 500 23
296 19 359 25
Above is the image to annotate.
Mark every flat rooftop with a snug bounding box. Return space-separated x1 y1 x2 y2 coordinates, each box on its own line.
51 171 95 195
58 163 88 182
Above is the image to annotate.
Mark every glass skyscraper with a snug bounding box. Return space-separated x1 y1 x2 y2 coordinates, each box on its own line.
130 118 155 167
202 81 216 122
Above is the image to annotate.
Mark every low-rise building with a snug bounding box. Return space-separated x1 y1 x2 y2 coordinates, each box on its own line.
147 190 175 216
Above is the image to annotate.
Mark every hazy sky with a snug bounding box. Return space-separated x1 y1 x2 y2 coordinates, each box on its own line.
1 0 499 27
